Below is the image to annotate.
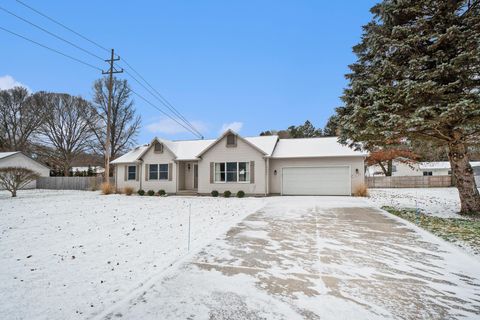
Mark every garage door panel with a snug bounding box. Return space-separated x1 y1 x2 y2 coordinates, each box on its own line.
282 166 350 196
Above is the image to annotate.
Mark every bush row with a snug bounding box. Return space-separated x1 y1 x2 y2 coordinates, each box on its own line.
136 189 167 196
211 190 245 198
102 183 246 198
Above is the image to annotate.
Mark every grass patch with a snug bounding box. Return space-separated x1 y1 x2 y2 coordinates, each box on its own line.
382 206 480 255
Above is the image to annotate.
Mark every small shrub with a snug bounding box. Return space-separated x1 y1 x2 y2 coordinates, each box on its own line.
147 190 155 196
137 189 145 196
211 190 219 197
236 190 245 198
124 186 134 196
100 182 114 195
223 190 231 198
158 189 166 196
353 183 369 197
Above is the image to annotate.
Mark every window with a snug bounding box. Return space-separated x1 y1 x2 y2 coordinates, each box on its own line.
127 165 136 180
149 164 158 180
214 161 249 183
392 165 397 173
448 170 452 175
159 164 169 180
149 164 169 180
226 162 237 182
154 142 163 153
423 171 433 176
226 134 236 147
239 162 250 181
215 163 225 182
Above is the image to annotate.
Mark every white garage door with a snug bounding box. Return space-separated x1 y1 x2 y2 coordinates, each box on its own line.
282 166 351 196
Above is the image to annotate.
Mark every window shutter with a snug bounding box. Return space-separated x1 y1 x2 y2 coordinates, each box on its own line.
250 161 255 183
168 163 173 181
145 164 149 181
210 162 214 183
124 165 127 181
135 165 139 181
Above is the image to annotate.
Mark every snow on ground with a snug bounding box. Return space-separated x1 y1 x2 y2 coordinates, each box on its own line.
96 197 480 319
368 187 476 218
0 190 264 320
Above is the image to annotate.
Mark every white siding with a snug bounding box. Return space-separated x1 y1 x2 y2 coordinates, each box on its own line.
115 146 177 194
198 136 266 195
269 157 365 195
0 153 50 189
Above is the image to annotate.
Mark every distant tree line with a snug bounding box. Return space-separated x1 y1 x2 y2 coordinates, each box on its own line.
260 117 339 139
0 77 141 176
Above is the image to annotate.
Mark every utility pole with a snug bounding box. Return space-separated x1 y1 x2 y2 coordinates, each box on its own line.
102 49 123 183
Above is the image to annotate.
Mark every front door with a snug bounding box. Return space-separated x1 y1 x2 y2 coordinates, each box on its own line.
193 164 198 189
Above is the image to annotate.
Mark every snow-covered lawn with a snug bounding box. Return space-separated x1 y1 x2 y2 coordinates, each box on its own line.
0 190 264 320
368 187 475 218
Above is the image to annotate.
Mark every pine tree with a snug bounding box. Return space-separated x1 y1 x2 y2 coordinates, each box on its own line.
337 0 480 214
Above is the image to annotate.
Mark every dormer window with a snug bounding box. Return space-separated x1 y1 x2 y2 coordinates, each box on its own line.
226 134 237 147
154 142 164 153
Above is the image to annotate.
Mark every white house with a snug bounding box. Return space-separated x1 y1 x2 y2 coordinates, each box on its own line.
111 130 367 196
367 159 480 178
71 166 105 176
0 152 50 189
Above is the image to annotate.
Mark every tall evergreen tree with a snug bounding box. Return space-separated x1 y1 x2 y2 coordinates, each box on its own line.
337 0 480 214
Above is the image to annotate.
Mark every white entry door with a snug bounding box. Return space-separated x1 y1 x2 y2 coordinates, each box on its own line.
282 166 351 195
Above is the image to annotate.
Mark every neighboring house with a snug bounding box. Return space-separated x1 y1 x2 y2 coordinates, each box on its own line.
0 152 50 189
71 166 105 176
111 130 366 196
367 159 480 178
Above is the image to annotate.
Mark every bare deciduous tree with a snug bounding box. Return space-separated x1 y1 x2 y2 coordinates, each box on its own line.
0 167 40 197
36 92 96 176
91 77 140 174
0 87 44 153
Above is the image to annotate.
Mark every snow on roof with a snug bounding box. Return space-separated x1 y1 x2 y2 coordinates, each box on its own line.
419 161 480 170
244 136 278 156
271 137 366 158
168 139 216 160
0 151 20 160
111 135 366 164
110 145 149 164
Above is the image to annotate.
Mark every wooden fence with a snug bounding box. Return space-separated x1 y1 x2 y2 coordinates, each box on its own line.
366 175 453 188
36 176 112 190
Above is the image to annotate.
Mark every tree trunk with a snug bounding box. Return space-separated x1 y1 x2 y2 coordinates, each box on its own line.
11 189 16 197
387 159 393 176
448 138 480 214
378 162 389 176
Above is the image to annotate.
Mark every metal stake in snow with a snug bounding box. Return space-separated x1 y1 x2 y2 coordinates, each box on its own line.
415 200 420 225
188 203 191 252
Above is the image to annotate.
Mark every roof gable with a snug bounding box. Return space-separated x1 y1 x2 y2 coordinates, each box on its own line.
196 130 276 158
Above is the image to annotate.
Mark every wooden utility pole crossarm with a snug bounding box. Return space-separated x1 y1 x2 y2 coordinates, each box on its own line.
102 49 123 182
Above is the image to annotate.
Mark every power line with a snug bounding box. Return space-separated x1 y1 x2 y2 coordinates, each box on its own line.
120 58 204 138
130 88 203 138
120 64 204 138
0 5 105 62
9 0 203 139
0 25 102 71
15 0 111 54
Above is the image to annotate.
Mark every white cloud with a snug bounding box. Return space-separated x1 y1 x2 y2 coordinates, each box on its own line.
0 75 29 91
219 121 243 134
146 118 208 136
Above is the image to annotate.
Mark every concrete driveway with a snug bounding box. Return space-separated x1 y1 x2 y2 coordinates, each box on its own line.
100 197 480 320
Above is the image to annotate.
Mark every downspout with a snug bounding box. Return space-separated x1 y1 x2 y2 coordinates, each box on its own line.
138 160 143 190
264 157 269 196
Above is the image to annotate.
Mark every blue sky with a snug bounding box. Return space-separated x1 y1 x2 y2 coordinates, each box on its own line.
0 0 376 143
